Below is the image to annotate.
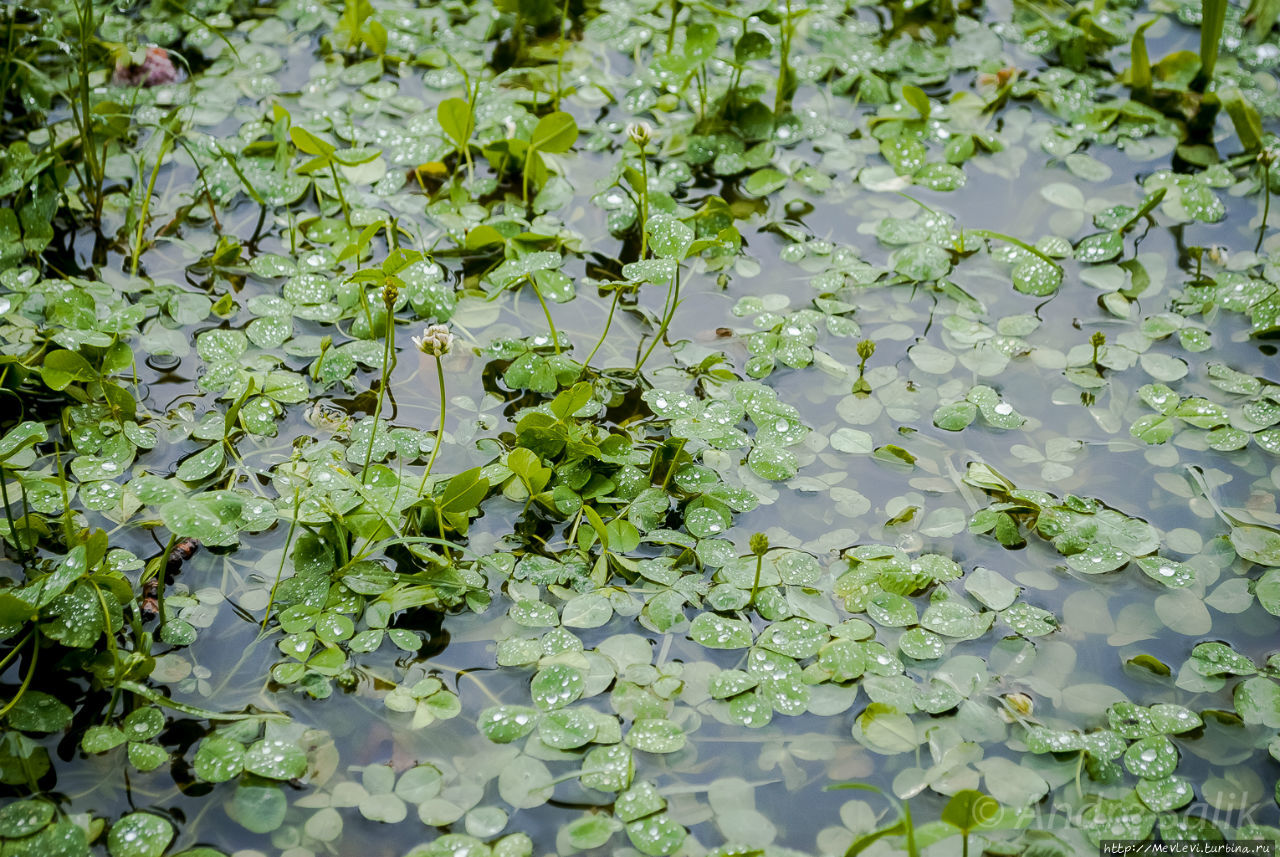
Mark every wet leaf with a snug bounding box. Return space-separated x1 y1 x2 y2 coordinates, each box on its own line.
107 813 173 857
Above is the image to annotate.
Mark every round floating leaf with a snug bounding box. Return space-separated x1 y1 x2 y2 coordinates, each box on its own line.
941 790 1000 836
1136 557 1194 588
1075 231 1123 263
1188 642 1256 677
243 738 307 780
709 669 760 699
728 690 773 727
395 764 444 803
227 783 287 833
581 745 634 793
898 628 946 660
6 691 73 732
1001 603 1057 637
1081 794 1154 842
538 709 597 749
1123 735 1178 779
21 820 88 857
689 613 753 649
684 506 729 538
921 602 991 639
478 706 539 743
1137 776 1194 811
818 640 866 682
854 703 919 754
746 445 798 481
1257 569 1280 616
498 756 555 809
616 782 667 823
107 812 173 857
1148 703 1201 735
892 243 951 281
359 791 407 824
128 742 168 772
562 814 621 851
868 592 917 627
0 799 54 838
757 618 825 658
1066 544 1130 574
82 725 127 754
646 215 695 261
933 401 977 431
531 664 586 710
1230 526 1280 567
1234 677 1280 728
304 807 343 842
830 428 873 453
121 708 165 742
466 806 508 838
625 719 686 754
1012 259 1062 296
561 593 613 628
964 567 1019 610
193 736 245 782
625 812 686 857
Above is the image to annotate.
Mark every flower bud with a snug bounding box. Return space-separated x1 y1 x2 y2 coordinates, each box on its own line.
413 324 455 357
749 532 770 557
627 120 654 148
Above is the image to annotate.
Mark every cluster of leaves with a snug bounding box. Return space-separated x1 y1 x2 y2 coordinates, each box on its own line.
1176 250 1280 337
962 463 1198 586
1130 365 1280 454
5 0 1280 853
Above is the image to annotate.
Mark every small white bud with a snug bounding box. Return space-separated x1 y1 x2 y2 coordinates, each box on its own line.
627 120 654 148
413 324 455 356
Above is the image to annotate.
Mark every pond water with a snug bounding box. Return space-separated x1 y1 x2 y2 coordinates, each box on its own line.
2 0 1280 855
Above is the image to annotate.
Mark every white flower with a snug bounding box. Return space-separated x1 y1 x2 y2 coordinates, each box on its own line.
626 120 654 148
413 324 455 357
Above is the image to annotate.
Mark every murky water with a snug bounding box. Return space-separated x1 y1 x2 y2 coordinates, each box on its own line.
4 0 1280 855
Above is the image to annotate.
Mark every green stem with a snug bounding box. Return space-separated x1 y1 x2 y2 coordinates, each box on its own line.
51 446 75 547
966 228 1061 267
416 357 448 497
327 161 351 226
262 485 301 629
528 276 561 354
119 680 287 721
1257 160 1271 254
361 308 395 483
635 264 681 372
902 799 920 857
659 438 686 490
638 146 650 259
721 66 742 119
87 580 121 689
581 287 622 372
0 629 33 676
130 131 173 276
750 553 763 605
0 465 25 562
73 0 102 221
435 506 450 561
553 0 570 110
774 0 793 118
0 632 37 719
666 0 679 52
